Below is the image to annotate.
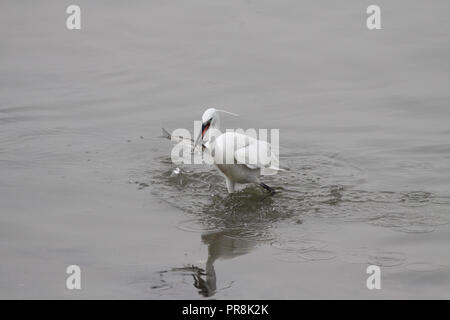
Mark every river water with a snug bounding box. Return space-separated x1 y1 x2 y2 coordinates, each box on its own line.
1 0 449 298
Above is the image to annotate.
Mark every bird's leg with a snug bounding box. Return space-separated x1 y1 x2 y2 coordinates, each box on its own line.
225 178 235 193
260 182 275 195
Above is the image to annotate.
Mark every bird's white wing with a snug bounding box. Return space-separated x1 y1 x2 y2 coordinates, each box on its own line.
234 139 282 175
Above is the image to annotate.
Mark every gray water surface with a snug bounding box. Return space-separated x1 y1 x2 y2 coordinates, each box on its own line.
1 0 449 299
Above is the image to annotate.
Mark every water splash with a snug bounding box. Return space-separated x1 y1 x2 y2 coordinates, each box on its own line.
130 153 450 238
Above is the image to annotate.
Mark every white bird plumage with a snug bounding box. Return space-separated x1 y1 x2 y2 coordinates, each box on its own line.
193 108 283 194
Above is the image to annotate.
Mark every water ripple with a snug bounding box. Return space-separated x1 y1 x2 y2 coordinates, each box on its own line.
130 153 450 239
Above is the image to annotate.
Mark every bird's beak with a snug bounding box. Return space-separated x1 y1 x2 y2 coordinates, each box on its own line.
193 119 211 151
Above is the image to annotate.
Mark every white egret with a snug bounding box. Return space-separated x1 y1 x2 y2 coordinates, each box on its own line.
193 108 283 194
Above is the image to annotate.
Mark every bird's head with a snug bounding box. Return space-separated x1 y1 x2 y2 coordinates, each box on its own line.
193 108 239 151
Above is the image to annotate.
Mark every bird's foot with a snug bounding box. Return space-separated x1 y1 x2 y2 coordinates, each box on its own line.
259 182 276 195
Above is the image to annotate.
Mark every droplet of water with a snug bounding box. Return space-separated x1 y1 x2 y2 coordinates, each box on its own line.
170 167 181 177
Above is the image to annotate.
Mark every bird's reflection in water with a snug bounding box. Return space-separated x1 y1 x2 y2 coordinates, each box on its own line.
153 187 292 298
192 230 257 297
188 190 289 297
